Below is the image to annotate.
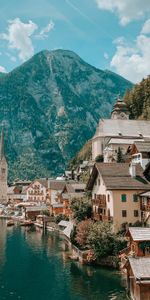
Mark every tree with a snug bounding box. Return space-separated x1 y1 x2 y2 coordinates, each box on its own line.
95 154 103 162
117 147 124 163
88 222 115 259
70 196 92 222
88 222 127 259
75 219 93 249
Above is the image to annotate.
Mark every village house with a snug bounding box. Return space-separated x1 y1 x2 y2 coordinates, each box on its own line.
92 97 150 162
7 185 27 203
87 162 150 232
59 183 86 218
26 179 49 204
138 191 150 227
121 227 150 300
129 141 150 170
48 180 66 215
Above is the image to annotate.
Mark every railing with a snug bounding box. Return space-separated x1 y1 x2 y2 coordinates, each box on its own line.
140 204 150 212
92 195 106 207
93 213 113 222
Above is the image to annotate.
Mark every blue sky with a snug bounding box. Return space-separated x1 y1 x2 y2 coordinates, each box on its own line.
0 0 150 82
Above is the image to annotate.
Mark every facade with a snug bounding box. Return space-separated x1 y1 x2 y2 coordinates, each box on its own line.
87 163 150 232
92 98 150 161
0 129 8 204
121 228 150 299
130 141 150 169
138 191 150 226
125 257 150 300
26 179 49 204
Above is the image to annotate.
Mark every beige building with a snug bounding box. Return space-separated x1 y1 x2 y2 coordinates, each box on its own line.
92 98 150 161
0 129 8 204
87 162 150 232
26 179 49 204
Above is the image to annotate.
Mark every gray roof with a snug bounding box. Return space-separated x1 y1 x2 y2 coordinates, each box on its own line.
94 119 150 139
139 191 150 197
87 163 150 190
48 180 66 191
129 257 150 280
134 141 150 153
128 227 150 241
58 220 69 227
52 203 63 208
26 205 47 212
108 138 145 145
63 221 74 238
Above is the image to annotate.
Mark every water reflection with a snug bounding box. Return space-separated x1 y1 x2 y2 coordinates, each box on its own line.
0 221 128 300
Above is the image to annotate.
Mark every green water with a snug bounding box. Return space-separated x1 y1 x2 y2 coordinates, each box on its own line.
0 220 128 300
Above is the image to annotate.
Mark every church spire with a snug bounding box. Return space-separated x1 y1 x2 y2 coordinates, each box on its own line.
0 127 5 160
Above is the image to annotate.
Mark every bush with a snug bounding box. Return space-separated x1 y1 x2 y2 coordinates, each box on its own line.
55 214 69 224
70 196 92 222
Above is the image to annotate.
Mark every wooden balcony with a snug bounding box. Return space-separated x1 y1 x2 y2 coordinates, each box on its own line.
140 204 150 212
93 213 113 222
92 194 106 208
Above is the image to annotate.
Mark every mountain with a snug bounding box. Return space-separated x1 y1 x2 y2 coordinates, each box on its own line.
0 49 133 180
124 75 150 120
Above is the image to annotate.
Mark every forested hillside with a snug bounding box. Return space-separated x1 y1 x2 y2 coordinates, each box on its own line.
124 76 150 120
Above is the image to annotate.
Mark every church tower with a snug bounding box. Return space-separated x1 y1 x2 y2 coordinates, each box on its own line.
111 97 130 120
0 128 8 204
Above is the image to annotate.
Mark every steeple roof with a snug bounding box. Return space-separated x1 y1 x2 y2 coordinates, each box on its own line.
111 97 129 115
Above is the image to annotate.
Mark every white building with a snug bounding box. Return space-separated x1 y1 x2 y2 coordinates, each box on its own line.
92 98 150 161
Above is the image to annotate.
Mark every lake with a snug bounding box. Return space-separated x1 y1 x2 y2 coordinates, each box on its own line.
0 220 128 300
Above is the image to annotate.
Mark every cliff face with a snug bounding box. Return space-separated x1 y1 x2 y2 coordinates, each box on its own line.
0 49 132 180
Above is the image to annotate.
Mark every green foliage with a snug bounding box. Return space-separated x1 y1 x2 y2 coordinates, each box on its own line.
70 196 92 222
117 147 124 163
75 219 93 249
54 214 69 224
88 222 127 259
0 49 132 180
124 75 150 120
95 155 104 162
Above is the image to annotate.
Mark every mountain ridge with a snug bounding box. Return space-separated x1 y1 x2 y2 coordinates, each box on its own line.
0 49 133 180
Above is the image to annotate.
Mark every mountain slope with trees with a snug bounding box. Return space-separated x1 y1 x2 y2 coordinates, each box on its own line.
0 49 132 180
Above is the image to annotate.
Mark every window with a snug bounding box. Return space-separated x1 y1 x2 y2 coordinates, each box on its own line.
98 179 100 186
121 194 127 202
133 194 138 202
107 194 110 202
122 210 127 217
134 210 139 217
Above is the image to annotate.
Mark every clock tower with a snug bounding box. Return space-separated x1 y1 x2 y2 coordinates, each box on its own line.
0 129 8 204
111 97 130 120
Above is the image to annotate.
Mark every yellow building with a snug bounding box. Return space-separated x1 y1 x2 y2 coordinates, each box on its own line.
87 162 150 232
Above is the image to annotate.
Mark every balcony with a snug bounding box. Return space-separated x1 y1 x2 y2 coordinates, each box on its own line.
92 194 106 208
93 213 113 222
140 204 150 212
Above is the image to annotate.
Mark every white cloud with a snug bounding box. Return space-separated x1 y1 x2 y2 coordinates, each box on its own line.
0 66 6 73
96 0 150 25
141 19 150 34
35 21 54 39
0 18 38 61
110 22 150 83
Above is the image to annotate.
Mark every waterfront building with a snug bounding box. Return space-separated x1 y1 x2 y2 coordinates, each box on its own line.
125 257 150 300
0 129 8 204
87 162 150 232
7 185 28 203
26 179 49 204
92 97 150 162
138 191 150 226
121 227 150 299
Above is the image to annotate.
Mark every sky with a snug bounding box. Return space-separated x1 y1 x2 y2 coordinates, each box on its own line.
0 0 150 83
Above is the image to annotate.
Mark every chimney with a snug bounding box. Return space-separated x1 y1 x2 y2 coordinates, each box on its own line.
129 162 136 178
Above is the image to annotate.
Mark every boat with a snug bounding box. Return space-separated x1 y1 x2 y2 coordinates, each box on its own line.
20 220 34 227
7 220 15 227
